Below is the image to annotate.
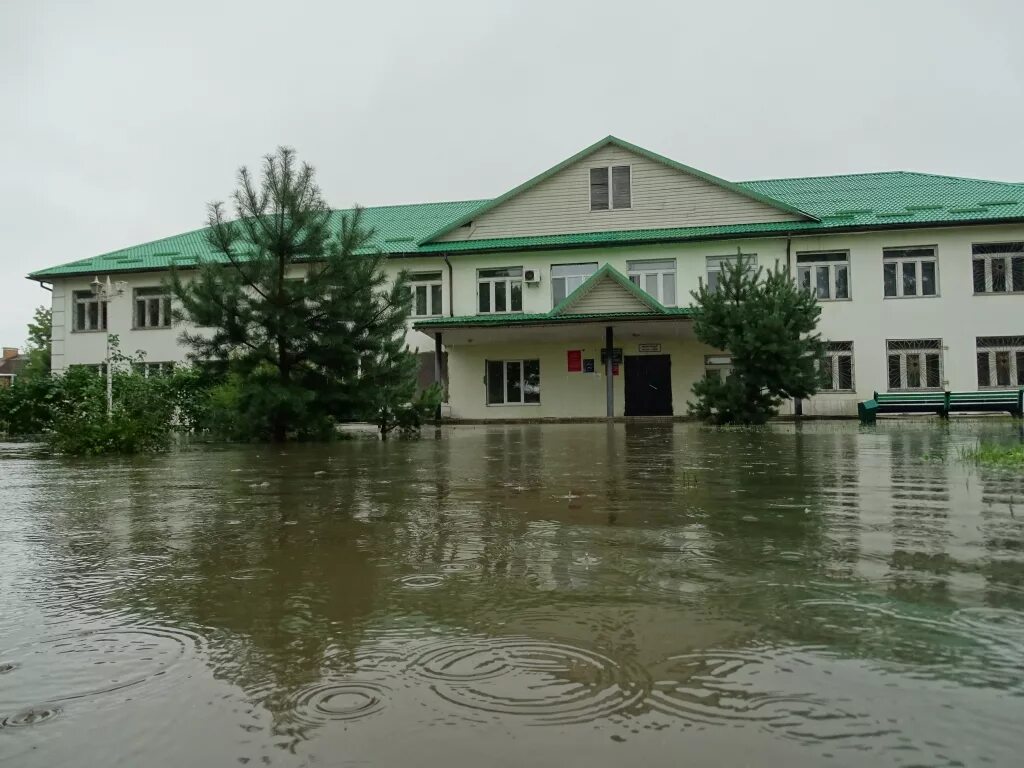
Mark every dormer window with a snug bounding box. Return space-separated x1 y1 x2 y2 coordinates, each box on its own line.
590 166 631 210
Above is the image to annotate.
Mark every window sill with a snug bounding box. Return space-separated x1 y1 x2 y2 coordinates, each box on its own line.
818 389 856 394
131 326 173 331
882 294 940 300
972 291 1024 296
590 207 633 212
486 402 542 407
476 311 525 316
71 328 108 334
885 388 945 393
815 297 853 302
978 385 1024 390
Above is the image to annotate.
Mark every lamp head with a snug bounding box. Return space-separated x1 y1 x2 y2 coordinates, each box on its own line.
90 277 103 296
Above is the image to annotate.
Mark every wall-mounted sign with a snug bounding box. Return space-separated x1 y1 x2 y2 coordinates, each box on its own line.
612 362 620 376
567 349 582 372
583 358 595 373
638 343 661 353
599 347 623 364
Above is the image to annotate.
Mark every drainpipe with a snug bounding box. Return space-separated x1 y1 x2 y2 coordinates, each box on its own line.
605 326 614 418
443 254 454 317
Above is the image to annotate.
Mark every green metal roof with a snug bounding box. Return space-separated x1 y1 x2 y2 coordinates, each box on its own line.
414 308 693 331
29 155 1024 280
28 200 485 279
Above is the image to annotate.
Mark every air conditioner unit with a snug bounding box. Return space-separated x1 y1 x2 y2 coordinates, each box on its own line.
523 269 541 284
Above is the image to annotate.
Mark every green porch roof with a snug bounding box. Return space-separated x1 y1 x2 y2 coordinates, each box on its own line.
29 165 1024 280
414 263 691 332
413 308 692 331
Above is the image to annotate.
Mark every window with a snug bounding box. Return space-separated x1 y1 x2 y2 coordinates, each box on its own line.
590 165 631 210
477 267 523 313
886 339 943 390
485 359 540 405
551 262 598 305
409 271 443 317
706 254 758 294
132 361 175 377
704 354 732 381
73 291 108 332
627 259 676 305
972 243 1024 294
134 287 172 328
976 336 1024 388
797 252 850 300
883 247 937 298
820 342 855 391
70 363 108 376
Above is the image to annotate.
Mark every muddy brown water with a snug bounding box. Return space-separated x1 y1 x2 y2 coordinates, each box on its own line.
1 422 1023 767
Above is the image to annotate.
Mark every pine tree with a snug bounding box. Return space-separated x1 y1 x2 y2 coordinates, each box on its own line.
688 250 825 424
170 147 416 441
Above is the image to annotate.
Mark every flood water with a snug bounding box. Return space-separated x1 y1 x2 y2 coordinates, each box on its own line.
2 422 1023 767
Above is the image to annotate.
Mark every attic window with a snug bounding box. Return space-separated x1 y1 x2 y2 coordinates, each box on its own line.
590 166 631 211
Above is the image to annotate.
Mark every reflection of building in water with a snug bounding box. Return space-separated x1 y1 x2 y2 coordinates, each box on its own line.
813 429 862 581
977 468 1024 607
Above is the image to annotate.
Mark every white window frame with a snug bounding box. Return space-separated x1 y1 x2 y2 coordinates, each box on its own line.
550 262 598 306
976 336 1024 388
485 359 541 406
882 246 939 299
133 287 172 329
704 354 733 381
627 259 677 306
72 291 108 332
705 254 758 294
132 361 175 377
972 243 1024 295
885 339 944 391
589 165 632 211
796 251 851 301
409 271 444 317
477 267 523 314
820 342 855 392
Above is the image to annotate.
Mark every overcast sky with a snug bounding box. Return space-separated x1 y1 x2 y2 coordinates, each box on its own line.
2 0 1023 344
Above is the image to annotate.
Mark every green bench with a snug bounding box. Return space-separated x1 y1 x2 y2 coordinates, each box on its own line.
859 389 1024 424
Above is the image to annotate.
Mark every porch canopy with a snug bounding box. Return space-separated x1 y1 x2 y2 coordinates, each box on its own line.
413 264 696 417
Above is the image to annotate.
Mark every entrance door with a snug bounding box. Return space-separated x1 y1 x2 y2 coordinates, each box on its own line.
624 355 673 416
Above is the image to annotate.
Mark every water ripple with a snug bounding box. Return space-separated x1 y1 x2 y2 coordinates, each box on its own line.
408 635 651 725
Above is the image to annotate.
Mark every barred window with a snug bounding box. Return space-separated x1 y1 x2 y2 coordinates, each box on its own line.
972 243 1024 294
976 336 1024 388
886 339 943 390
821 341 854 391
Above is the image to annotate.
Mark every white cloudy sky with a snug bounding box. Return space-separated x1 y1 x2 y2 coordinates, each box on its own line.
2 0 1023 343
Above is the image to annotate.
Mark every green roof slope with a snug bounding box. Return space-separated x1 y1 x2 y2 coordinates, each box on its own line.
29 170 1024 279
29 200 485 279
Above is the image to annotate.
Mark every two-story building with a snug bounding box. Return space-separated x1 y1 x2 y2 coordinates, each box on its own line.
28 136 1024 419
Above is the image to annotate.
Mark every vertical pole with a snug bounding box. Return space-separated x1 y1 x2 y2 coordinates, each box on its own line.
434 332 444 421
604 325 614 418
105 331 113 418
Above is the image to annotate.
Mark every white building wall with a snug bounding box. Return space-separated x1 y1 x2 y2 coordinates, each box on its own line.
46 222 1024 419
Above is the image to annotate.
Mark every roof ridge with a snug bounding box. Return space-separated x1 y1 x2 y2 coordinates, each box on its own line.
741 170 912 184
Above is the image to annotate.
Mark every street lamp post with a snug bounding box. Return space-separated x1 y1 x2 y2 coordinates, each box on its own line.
90 276 125 418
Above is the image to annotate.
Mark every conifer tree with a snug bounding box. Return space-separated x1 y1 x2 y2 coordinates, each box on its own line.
170 147 415 441
689 250 825 424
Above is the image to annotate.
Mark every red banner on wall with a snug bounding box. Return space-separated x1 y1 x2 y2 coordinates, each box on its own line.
567 349 582 372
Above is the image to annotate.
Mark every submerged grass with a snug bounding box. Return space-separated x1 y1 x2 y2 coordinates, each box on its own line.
957 441 1024 468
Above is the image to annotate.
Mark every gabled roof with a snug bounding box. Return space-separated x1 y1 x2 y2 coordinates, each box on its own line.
550 263 664 315
418 135 817 244
414 263 690 331
27 152 1024 279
